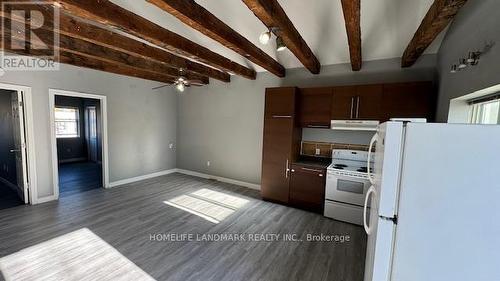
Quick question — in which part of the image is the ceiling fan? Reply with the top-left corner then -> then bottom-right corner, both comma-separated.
152,68 -> 204,92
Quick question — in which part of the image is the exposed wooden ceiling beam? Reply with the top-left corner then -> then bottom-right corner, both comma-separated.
241,0 -> 320,74
146,0 -> 286,77
43,0 -> 257,79
402,0 -> 468,67
41,11 -> 229,82
1,15 -> 209,84
340,0 -> 361,71
1,38 -> 176,84
1,18 -> 209,84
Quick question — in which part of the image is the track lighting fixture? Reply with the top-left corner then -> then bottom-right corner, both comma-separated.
259,30 -> 272,45
276,37 -> 286,52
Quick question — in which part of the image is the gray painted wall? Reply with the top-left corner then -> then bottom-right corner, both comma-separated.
0,63 -> 177,199
177,56 -> 438,185
0,89 -> 17,185
436,0 -> 500,121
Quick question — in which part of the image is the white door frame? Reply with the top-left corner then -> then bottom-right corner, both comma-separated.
0,82 -> 37,204
49,89 -> 109,200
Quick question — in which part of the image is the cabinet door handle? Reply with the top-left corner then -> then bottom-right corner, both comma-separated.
301,167 -> 323,173
307,125 -> 329,128
285,159 -> 290,178
273,115 -> 292,119
350,97 -> 355,119
319,174 -> 323,177
356,96 -> 360,119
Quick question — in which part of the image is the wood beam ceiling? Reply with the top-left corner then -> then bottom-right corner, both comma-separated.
1,14 -> 213,85
241,0 -> 321,74
56,12 -> 229,82
30,0 -> 256,79
3,16 -> 209,84
1,37 -> 176,84
1,6 -> 227,82
340,0 -> 361,71
402,0 -> 468,67
146,0 -> 286,77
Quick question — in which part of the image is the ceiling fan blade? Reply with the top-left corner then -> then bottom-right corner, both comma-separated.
187,80 -> 205,86
152,84 -> 172,90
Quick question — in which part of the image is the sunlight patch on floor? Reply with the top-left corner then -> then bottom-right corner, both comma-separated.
0,228 -> 155,281
164,188 -> 249,224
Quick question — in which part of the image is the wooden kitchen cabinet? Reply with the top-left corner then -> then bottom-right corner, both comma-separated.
264,87 -> 297,118
331,86 -> 357,120
289,164 -> 326,213
381,82 -> 436,122
298,87 -> 332,128
356,84 -> 383,120
331,85 -> 383,120
261,87 -> 301,204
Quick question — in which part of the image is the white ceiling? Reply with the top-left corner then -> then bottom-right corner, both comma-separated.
110,0 -> 446,73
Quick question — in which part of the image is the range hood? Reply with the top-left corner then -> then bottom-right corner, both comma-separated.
330,120 -> 380,131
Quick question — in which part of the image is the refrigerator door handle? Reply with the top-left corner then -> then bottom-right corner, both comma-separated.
364,185 -> 377,235
367,133 -> 378,185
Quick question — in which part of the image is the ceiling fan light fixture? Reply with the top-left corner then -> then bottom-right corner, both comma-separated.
259,30 -> 272,45
276,37 -> 286,52
175,81 -> 185,93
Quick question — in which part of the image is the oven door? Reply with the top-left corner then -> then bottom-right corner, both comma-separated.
325,171 -> 371,207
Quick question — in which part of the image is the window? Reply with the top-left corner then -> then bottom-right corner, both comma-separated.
469,97 -> 500,125
55,107 -> 80,138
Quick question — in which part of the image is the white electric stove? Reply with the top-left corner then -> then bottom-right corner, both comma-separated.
324,149 -> 374,225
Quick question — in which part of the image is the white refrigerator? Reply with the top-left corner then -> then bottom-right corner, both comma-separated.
363,122 -> 500,281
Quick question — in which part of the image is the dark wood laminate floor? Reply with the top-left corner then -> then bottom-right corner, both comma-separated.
0,173 -> 367,281
58,162 -> 102,197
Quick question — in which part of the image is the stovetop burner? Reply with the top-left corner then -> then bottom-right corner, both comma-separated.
356,167 -> 373,173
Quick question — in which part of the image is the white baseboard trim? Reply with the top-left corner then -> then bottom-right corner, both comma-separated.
108,169 -> 178,188
36,195 -> 58,204
0,176 -> 17,192
176,169 -> 261,190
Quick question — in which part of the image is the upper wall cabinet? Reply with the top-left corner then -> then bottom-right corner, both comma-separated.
331,85 -> 383,120
291,81 -> 436,129
265,87 -> 297,118
331,86 -> 357,120
298,87 -> 332,128
381,82 -> 436,121
356,85 -> 383,120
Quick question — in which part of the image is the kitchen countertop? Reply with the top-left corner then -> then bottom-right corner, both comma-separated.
293,156 -> 331,169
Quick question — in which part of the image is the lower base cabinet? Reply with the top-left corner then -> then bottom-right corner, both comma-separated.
289,164 -> 326,213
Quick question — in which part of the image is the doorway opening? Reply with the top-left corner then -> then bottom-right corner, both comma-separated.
50,90 -> 108,199
0,88 -> 30,209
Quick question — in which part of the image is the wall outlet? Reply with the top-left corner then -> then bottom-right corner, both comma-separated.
207,161 -> 211,167
315,148 -> 321,155
169,143 -> 174,150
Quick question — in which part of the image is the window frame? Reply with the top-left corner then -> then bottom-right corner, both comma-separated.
468,98 -> 500,125
54,106 -> 81,139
